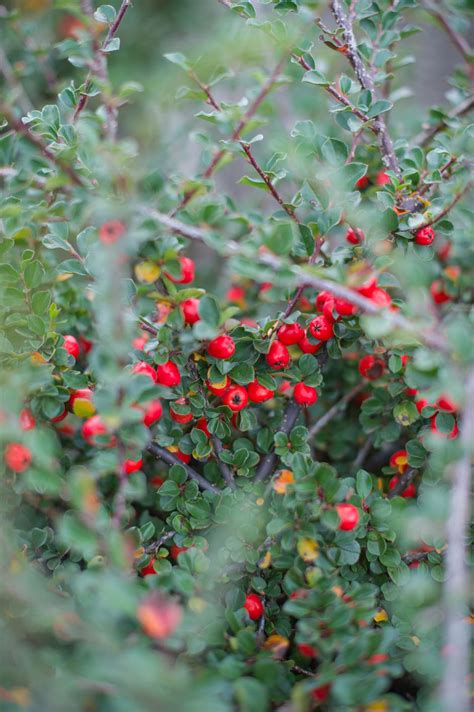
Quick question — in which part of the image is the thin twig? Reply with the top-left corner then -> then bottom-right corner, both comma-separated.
308,382 -> 365,438
211,437 -> 236,489
147,441 -> 222,494
241,143 -> 297,221
0,102 -> 85,187
387,467 -> 418,498
254,402 -> 301,482
440,367 -> 474,712
144,530 -> 176,555
416,182 -> 472,228
352,434 -> 374,472
329,0 -> 401,175
422,1 -> 473,63
413,95 -> 474,147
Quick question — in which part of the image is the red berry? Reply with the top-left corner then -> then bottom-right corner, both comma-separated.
389,476 -> 416,498
299,332 -> 323,354
278,322 -> 304,345
133,336 -> 147,350
206,376 -> 231,396
244,593 -> 264,620
132,361 -> 157,382
334,298 -> 357,317
207,334 -> 236,360
51,408 -> 68,423
170,398 -> 193,424
297,643 -> 317,658
4,443 -> 32,472
437,242 -> 451,261
266,340 -> 290,370
141,558 -> 157,576
336,503 -> 360,531
370,288 -> 392,308
195,417 -> 211,438
78,335 -> 93,354
156,360 -> 181,387
430,280 -> 451,305
368,653 -> 389,664
222,385 -> 249,412
436,395 -> 457,413
356,175 -> 370,190
19,409 -> 36,431
82,415 -> 108,444
165,256 -> 195,284
247,380 -> 274,403
357,277 -> 378,297
430,413 -> 459,439
315,291 -> 334,312
68,388 -> 95,418
415,398 -> 429,414
293,383 -> 318,406
311,683 -> 331,703
124,458 -> 143,475
181,298 -> 200,325
63,334 -> 80,359
172,449 -> 191,464
308,316 -> 334,341
99,220 -> 125,244
142,399 -> 163,427
226,285 -> 246,303
346,227 -> 365,245
375,171 -> 391,186
389,449 -> 408,474
170,544 -> 188,559
358,355 -> 385,380
415,226 -> 435,246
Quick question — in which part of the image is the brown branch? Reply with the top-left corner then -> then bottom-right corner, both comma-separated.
329,0 -> 401,176
0,102 -> 85,187
147,441 -> 222,494
413,94 -> 474,147
144,530 -> 176,555
440,367 -> 474,712
422,1 -> 473,63
387,467 -> 418,498
171,59 -> 285,214
351,434 -> 374,472
241,143 -> 297,221
73,0 -> 131,126
254,402 -> 301,482
308,382 -> 365,438
211,437 -> 236,490
416,182 -> 472,228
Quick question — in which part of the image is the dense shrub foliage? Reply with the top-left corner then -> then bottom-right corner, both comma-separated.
0,1 -> 473,711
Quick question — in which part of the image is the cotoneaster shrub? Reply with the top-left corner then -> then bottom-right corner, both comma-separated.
0,1 -> 473,711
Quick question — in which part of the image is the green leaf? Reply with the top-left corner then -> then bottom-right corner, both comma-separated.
163,52 -> 191,71
233,678 -> 269,712
198,294 -> 220,328
302,69 -> 329,86
31,291 -> 50,315
103,37 -> 120,53
93,4 -> 116,23
24,260 -> 45,289
367,100 -> 393,119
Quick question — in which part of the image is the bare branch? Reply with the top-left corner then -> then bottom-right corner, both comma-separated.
211,437 -> 236,490
254,402 -> 301,482
417,182 -> 472,228
422,1 -> 473,63
387,467 -> 418,498
440,367 -> 474,712
413,94 -> 474,147
147,441 -> 222,494
308,382 -> 365,438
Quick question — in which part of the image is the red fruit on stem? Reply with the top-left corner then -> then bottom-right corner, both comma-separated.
346,227 -> 365,245
206,375 -> 231,396
336,503 -> 360,531
356,175 -> 370,190
357,277 -> 378,297
181,298 -> 200,325
278,322 -> 304,345
124,458 -> 143,475
247,381 -> 274,403
437,242 -> 451,261
51,408 -> 68,423
334,298 -> 357,317
358,355 -> 385,380
82,415 -> 108,444
98,220 -> 125,244
207,335 -> 236,360
142,399 -> 163,427
415,398 -> 428,414
63,334 -> 80,360
173,449 -> 191,464
78,335 -> 93,354
297,643 -> 317,658
389,475 -> 416,498
165,256 -> 195,284
4,443 -> 32,472
195,417 -> 211,438
415,226 -> 435,246
309,316 -> 334,341
389,449 -> 408,474
266,340 -> 290,370
436,395 -> 457,413
170,398 -> 193,424
132,361 -> 157,382
430,280 -> 451,305
132,336 -> 147,350
68,388 -> 95,418
226,285 -> 246,303
293,383 -> 318,406
141,558 -> 157,576
368,653 -> 389,664
430,413 -> 459,439
375,171 -> 391,186
170,545 -> 188,559
370,288 -> 392,308
19,409 -> 36,431
156,360 -> 181,387
299,332 -> 323,354
311,683 -> 331,703
244,593 -> 264,620
222,385 -> 249,412
315,291 -> 334,312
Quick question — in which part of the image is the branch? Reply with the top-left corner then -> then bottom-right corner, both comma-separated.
329,0 -> 401,176
308,382 -> 365,438
142,209 -> 450,353
422,1 -> 473,63
171,59 -> 285,214
211,437 -> 236,490
73,0 -> 131,126
387,467 -> 418,498
416,182 -> 472,228
144,530 -> 176,555
413,94 -> 474,147
254,402 -> 301,482
241,143 -> 297,222
351,434 -> 374,472
440,367 -> 474,712
0,102 -> 85,187
147,441 -> 222,494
